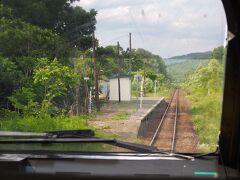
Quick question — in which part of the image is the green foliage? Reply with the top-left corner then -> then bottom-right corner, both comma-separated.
0,56 -> 22,86
132,69 -> 170,96
0,18 -> 67,58
57,6 -> 97,50
0,112 -> 116,139
95,46 -> 170,96
0,4 -> 13,19
166,47 -> 226,83
132,77 -> 153,95
1,0 -> 79,28
0,56 -> 23,108
130,48 -> 167,76
2,0 -> 96,50
96,45 -> 167,80
185,59 -> 223,95
109,112 -> 131,121
209,46 -> 226,63
183,59 -> 223,152
8,87 -> 39,115
96,46 -> 118,76
33,58 -> 77,104
0,0 -> 170,137
166,59 -> 208,82
74,53 -> 93,81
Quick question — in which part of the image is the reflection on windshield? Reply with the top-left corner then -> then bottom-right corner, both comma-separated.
0,0 -> 226,153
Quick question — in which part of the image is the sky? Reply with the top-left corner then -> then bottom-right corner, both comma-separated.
74,0 -> 227,58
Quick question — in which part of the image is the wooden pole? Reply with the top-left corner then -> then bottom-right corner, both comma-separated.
93,32 -> 100,111
117,41 -> 121,103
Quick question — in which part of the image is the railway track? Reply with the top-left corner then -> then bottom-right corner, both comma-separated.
149,89 -> 179,153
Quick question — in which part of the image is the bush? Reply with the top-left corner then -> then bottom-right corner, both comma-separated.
182,59 -> 223,152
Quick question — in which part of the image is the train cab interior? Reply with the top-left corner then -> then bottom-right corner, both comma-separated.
0,0 -> 240,179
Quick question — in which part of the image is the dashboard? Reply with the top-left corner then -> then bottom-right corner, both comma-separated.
0,152 -> 233,179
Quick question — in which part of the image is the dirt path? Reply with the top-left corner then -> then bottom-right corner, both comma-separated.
175,90 -> 198,153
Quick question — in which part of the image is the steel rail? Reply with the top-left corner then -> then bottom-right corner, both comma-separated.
149,89 -> 177,146
171,89 -> 179,153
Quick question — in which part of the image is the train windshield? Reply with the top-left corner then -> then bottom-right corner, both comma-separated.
0,0 -> 226,154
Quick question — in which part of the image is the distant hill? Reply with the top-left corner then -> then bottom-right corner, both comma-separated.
167,59 -> 208,81
168,51 -> 212,60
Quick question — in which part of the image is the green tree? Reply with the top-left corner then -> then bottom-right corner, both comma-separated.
0,18 -> 71,59
185,59 -> 223,96
33,58 -> 76,109
0,56 -> 23,108
8,87 -> 39,115
1,0 -> 79,29
210,46 -> 225,63
56,7 -> 97,50
130,48 -> 167,76
0,3 -> 13,19
0,6 -> 75,110
97,46 -> 118,76
1,0 -> 97,50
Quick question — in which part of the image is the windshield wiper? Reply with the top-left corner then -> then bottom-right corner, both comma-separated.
153,152 -> 194,160
0,130 -> 95,138
0,130 -> 194,160
0,130 -> 158,153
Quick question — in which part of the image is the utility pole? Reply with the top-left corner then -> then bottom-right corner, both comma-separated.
84,76 -> 89,113
134,74 -> 142,111
129,32 -> 132,52
140,78 -> 144,109
89,87 -> 92,114
129,32 -> 132,74
117,41 -> 121,103
154,80 -> 157,97
157,80 -> 160,96
75,62 -> 80,116
143,58 -> 146,96
136,77 -> 139,111
92,32 -> 100,111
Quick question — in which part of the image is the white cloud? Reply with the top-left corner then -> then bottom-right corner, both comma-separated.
74,0 -> 227,58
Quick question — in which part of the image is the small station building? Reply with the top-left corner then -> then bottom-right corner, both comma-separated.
109,75 -> 132,101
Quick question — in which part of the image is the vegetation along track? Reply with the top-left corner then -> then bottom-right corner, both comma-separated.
149,89 -> 198,153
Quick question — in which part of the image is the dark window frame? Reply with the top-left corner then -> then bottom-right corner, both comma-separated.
220,0 -> 240,171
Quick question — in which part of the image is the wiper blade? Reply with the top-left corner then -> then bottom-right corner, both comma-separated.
0,131 -> 46,138
0,131 -> 194,158
0,130 -> 95,138
114,140 -> 159,153
46,129 -> 95,138
0,137 -> 158,153
0,138 -> 114,143
0,130 -> 158,153
159,152 -> 194,160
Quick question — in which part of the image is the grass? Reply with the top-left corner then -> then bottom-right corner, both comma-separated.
103,112 -> 131,121
111,112 -> 131,120
132,86 -> 171,99
0,112 -> 117,139
186,92 -> 221,152
143,86 -> 171,99
0,111 -> 119,152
